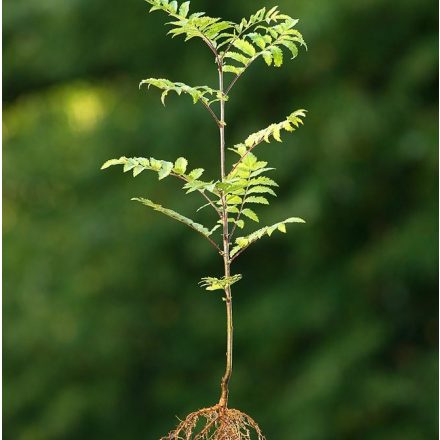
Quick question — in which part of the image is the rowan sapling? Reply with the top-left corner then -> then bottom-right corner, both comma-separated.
102,2 -> 307,438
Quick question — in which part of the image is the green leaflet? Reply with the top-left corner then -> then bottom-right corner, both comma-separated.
262,51 -> 273,66
230,217 -> 306,258
139,78 -> 227,106
244,196 -> 269,205
132,197 -> 213,237
241,208 -> 259,222
199,274 -> 242,291
270,46 -> 283,67
174,157 -> 188,174
178,1 -> 190,17
223,51 -> 251,66
235,219 -> 245,229
188,168 -> 204,180
223,65 -> 244,75
248,176 -> 279,187
247,33 -> 267,50
280,40 -> 299,59
232,39 -> 256,57
158,161 -> 173,179
246,186 -> 277,197
100,158 -> 127,169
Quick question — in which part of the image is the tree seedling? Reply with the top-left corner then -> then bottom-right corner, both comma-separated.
102,2 -> 307,438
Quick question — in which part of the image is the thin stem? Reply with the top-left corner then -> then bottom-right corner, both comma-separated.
217,64 -> 234,409
201,35 -> 220,61
230,245 -> 247,262
201,101 -> 222,127
225,57 -> 257,95
190,223 -> 223,253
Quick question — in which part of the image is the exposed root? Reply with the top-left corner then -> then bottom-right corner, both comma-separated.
160,404 -> 266,440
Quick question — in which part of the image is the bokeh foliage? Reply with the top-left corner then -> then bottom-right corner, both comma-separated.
3,0 -> 438,439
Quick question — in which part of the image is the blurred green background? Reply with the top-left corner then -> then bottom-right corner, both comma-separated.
3,0 -> 438,439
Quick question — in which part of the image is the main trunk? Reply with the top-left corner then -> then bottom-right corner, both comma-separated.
218,66 -> 234,408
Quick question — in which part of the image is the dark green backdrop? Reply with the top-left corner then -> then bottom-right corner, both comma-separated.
4,0 -> 438,439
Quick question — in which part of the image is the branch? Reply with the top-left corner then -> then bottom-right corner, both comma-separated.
201,35 -> 220,61
132,197 -> 222,253
201,101 -> 222,127
230,247 -> 246,262
224,58 -> 257,95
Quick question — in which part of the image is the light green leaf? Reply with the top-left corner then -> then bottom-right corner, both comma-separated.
223,51 -> 251,66
123,159 -> 137,172
158,161 -> 174,179
262,51 -> 273,66
271,46 -> 283,67
241,208 -> 259,222
249,176 -> 279,187
160,90 -> 169,105
133,165 -> 145,177
173,157 -> 188,174
277,223 -> 286,233
169,0 -> 178,13
266,6 -> 279,19
232,38 -> 256,56
178,1 -> 190,17
226,195 -> 242,205
272,126 -> 282,141
223,65 -> 245,75
188,168 -> 205,180
281,40 -> 298,59
247,33 -> 267,50
227,206 -> 240,214
247,186 -> 277,197
101,157 -> 127,169
150,158 -> 162,171
244,196 -> 269,205
235,219 -> 245,229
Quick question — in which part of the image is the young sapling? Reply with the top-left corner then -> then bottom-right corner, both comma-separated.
102,2 -> 307,438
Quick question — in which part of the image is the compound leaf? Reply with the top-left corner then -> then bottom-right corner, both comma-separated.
230,217 -> 306,258
132,197 -> 213,237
